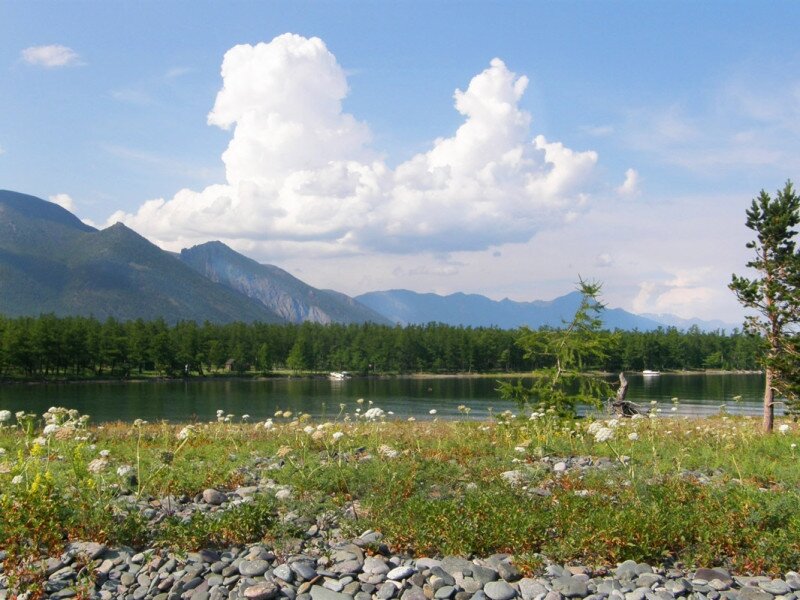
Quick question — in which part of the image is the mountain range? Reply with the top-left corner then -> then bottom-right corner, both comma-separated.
355,289 -> 668,330
0,189 -> 735,331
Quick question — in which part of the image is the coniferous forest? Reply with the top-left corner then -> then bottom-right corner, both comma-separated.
0,314 -> 762,379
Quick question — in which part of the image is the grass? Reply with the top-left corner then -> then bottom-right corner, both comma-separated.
0,405 -> 799,578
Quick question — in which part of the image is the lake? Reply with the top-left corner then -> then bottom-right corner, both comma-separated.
0,373 -> 774,423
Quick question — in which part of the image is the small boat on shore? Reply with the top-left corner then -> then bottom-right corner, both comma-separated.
329,371 -> 352,380
642,370 -> 661,376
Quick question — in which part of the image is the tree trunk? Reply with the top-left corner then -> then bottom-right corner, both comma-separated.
610,372 -> 641,417
764,367 -> 775,432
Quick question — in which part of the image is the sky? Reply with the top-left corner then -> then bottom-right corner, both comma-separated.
2,1 -> 799,323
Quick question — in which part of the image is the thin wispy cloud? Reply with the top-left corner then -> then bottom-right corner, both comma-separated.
21,44 -> 81,68
101,144 -> 221,181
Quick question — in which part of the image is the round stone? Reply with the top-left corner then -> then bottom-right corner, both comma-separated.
274,564 -> 295,582
239,560 -> 271,577
387,566 -> 415,581
484,581 -> 517,600
202,489 -> 226,505
245,581 -> 280,600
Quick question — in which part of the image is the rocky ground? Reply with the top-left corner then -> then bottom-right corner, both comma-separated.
0,454 -> 794,600
3,533 -> 800,600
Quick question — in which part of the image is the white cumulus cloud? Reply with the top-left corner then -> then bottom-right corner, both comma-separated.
21,45 -> 81,68
631,268 -> 719,318
110,33 -> 606,256
49,193 -> 76,212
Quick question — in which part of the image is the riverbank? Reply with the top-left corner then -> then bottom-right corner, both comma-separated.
0,407 -> 798,597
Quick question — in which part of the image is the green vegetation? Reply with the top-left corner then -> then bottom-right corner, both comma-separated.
0,406 -> 799,575
730,181 -> 800,429
499,279 -> 616,417
0,313 -> 762,380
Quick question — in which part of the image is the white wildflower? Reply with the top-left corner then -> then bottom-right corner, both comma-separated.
671,406 -> 678,412
514,446 -> 526,453
32,437 -> 47,446
332,431 -> 345,442
607,419 -> 620,428
11,475 -> 23,485
133,419 -> 147,427
587,421 -> 603,435
99,449 -> 110,458
43,424 -> 60,436
282,411 -> 292,418
429,409 -> 437,415
263,419 -> 274,430
117,465 -> 133,477
791,443 -> 797,450
0,410 -> 11,423
177,426 -> 194,440
356,398 -> 365,404
241,414 -> 250,422
408,417 -> 416,422
594,427 -> 614,443
362,407 -> 386,421
378,444 -> 399,459
627,432 -> 639,441
779,424 -> 790,434
303,425 -> 315,435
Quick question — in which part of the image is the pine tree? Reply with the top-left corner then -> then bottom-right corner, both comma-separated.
730,181 -> 800,431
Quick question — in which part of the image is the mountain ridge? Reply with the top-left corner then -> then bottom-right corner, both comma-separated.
355,288 -> 732,331
180,241 -> 391,325
0,190 -> 284,324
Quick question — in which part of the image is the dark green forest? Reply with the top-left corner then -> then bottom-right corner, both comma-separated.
0,314 -> 762,379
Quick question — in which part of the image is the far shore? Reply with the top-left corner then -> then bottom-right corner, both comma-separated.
0,368 -> 763,386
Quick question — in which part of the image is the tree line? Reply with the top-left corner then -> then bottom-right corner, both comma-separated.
0,314 -> 761,379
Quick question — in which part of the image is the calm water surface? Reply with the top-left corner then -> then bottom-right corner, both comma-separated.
0,373 -> 770,423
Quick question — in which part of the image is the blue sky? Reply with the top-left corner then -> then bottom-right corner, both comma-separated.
2,1 -> 799,322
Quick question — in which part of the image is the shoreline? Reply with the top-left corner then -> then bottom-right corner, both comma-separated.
0,369 -> 764,387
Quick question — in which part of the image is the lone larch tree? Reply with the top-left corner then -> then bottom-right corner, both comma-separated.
730,180 -> 800,432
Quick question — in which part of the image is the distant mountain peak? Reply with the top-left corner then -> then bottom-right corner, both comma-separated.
180,241 -> 391,325
0,189 -> 95,233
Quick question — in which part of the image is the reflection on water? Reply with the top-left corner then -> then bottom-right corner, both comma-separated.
0,373 -> 769,423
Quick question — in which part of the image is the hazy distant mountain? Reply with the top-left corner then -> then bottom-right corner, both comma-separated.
0,190 -> 283,323
355,289 -> 668,330
641,313 -> 738,332
180,241 -> 391,325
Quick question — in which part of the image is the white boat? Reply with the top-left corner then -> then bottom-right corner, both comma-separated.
642,370 -> 661,376
329,371 -> 352,380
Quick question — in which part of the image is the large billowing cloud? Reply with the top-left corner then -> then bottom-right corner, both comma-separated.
110,33 -> 602,256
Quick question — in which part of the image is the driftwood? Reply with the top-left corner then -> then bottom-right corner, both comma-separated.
609,372 -> 642,417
